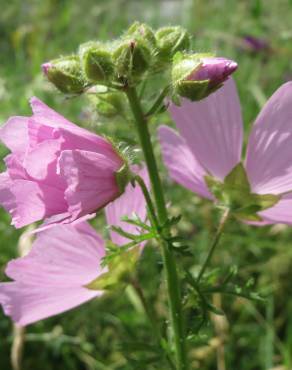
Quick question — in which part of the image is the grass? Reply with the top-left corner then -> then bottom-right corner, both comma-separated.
1,0 -> 292,369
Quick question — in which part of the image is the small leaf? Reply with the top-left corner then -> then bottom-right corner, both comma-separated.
204,300 -> 225,315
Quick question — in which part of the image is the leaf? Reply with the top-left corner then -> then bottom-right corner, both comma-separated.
162,215 -> 182,229
121,214 -> 152,232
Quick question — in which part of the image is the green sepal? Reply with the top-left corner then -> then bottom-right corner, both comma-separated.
172,53 -> 219,101
205,163 -> 281,220
125,22 -> 156,50
155,26 -> 191,63
115,164 -> 131,195
224,162 -> 250,192
86,247 -> 139,291
94,91 -> 126,117
113,37 -> 152,83
79,41 -> 114,83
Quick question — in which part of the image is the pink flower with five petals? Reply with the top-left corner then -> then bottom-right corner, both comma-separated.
159,78 -> 292,225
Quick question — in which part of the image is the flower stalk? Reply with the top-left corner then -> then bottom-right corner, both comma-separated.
197,208 -> 231,283
125,86 -> 188,370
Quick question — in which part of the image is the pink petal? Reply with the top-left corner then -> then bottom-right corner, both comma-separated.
33,212 -> 96,233
257,193 -> 292,224
0,117 -> 29,154
0,175 -> 67,228
6,223 -> 105,286
23,140 -> 67,192
105,166 -> 149,246
30,97 -> 76,128
58,150 -> 122,220
168,78 -> 243,180
29,98 -> 114,155
158,125 -> 212,199
245,82 -> 292,194
0,222 -> 105,325
4,154 -> 28,180
0,283 -> 101,326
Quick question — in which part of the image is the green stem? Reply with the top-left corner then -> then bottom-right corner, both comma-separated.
134,175 -> 159,230
125,86 -> 187,370
197,208 -> 231,283
131,280 -> 176,370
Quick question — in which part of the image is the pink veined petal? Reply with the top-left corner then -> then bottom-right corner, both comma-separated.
0,283 -> 102,326
30,97 -> 77,128
257,193 -> 292,225
0,116 -> 29,154
29,98 -> 114,155
23,139 -> 62,183
0,176 -> 67,228
245,82 -> 292,194
168,78 -> 243,180
158,125 -> 213,199
33,212 -> 97,233
105,165 -> 149,246
6,223 -> 105,286
58,150 -> 122,220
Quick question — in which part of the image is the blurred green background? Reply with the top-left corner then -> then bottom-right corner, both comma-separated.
1,0 -> 292,369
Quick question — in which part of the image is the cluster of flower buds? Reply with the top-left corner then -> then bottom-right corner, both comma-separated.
42,22 -> 237,103
42,22 -> 191,93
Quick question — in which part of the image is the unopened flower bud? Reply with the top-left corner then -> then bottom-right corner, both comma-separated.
126,21 -> 156,49
79,41 -> 114,83
155,26 -> 190,63
94,91 -> 126,118
172,54 -> 237,101
42,56 -> 86,94
113,38 -> 151,83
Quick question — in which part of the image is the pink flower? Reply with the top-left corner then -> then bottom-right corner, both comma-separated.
159,78 -> 292,224
0,166 -> 148,326
0,97 -> 127,228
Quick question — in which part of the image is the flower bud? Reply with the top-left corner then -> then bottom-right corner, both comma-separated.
155,26 -> 191,63
113,38 -> 151,83
125,21 -> 156,49
94,91 -> 126,118
79,41 -> 114,83
42,56 -> 86,94
172,53 -> 237,101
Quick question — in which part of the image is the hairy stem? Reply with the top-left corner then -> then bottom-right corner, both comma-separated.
131,280 -> 176,370
125,86 -> 187,370
134,175 -> 159,230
